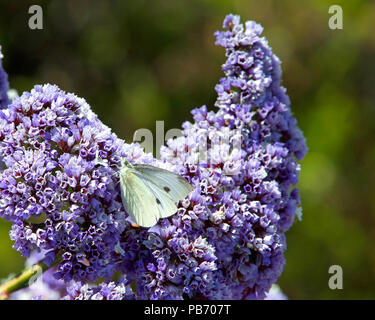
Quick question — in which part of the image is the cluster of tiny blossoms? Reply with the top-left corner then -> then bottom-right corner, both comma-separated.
155,14 -> 307,299
63,277 -> 135,300
0,83 -> 158,283
0,14 -> 306,300
8,250 -> 134,300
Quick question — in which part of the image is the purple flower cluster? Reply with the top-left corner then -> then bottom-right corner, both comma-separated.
1,14 -> 306,300
9,250 -> 134,300
64,277 -> 135,300
0,84 -> 156,283
155,14 -> 307,299
0,46 -> 10,109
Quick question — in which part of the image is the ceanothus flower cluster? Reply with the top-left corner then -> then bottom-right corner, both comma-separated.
0,83 -> 159,283
0,14 -> 306,300
152,14 -> 307,299
9,250 -> 134,300
64,277 -> 135,300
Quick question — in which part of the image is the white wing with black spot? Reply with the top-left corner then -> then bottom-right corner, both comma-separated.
133,164 -> 193,203
119,167 -> 179,227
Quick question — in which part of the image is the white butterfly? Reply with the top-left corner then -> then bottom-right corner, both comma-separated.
118,158 -> 193,228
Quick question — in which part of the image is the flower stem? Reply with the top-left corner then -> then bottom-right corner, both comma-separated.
0,262 -> 48,300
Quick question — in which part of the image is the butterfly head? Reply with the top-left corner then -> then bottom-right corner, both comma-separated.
121,158 -> 133,169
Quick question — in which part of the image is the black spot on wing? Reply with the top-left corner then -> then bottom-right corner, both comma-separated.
164,186 -> 170,193
156,198 -> 161,205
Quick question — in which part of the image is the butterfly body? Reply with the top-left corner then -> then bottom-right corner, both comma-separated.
119,159 -> 193,228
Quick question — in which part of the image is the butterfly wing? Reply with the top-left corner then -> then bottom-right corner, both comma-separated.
133,172 -> 179,219
120,167 -> 178,227
133,164 -> 193,203
120,169 -> 158,227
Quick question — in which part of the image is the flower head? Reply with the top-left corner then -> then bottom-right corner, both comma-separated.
156,14 -> 307,299
1,14 -> 306,300
0,84 -> 155,282
64,277 -> 135,300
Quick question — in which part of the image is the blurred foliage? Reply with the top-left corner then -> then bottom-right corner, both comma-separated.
0,0 -> 374,299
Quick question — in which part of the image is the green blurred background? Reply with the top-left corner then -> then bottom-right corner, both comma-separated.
0,0 -> 374,299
